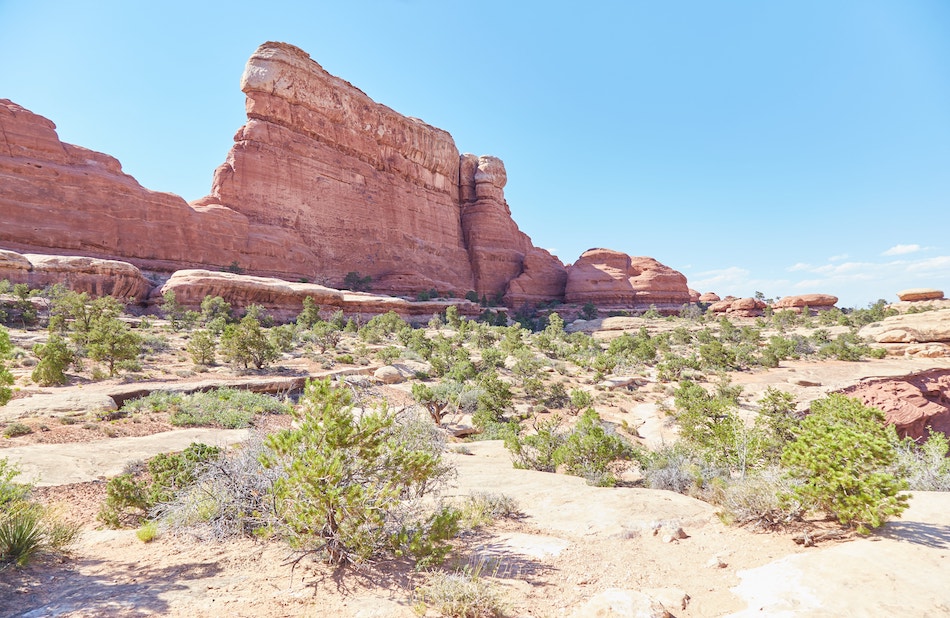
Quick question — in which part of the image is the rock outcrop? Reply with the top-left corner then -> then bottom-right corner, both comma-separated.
153,269 -> 480,323
0,249 -> 153,301
708,296 -> 767,318
772,294 -> 838,314
0,42 -> 566,305
564,249 -> 691,312
859,309 -> 950,357
840,369 -> 950,441
898,288 -> 945,302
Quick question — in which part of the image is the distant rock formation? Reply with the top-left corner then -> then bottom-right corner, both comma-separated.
708,296 -> 767,318
772,294 -> 838,314
859,309 -> 950,357
0,42 -> 566,304
698,292 -> 721,303
897,288 -> 945,302
564,249 -> 691,313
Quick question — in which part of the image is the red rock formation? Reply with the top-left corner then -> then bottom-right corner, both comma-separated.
898,288 -> 945,302
840,369 -> 950,441
698,292 -> 721,303
0,43 -> 566,305
772,294 -> 838,314
708,297 -> 767,318
564,249 -> 691,312
153,270 -> 481,323
0,249 -> 152,301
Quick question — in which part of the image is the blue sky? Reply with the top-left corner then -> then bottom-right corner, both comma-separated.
2,1 -> 948,308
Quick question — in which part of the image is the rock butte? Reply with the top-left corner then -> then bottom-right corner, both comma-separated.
0,42 -> 703,313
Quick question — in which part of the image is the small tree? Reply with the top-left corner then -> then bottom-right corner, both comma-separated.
87,316 -> 142,377
161,290 -> 187,331
343,271 -> 372,292
781,394 -> 909,533
296,297 -> 321,329
186,329 -> 217,365
311,321 -> 342,353
219,316 -> 278,370
31,334 -> 74,386
261,379 -> 452,566
581,302 -> 598,321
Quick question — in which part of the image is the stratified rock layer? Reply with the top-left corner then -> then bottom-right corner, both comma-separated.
772,294 -> 838,314
564,248 -> 691,312
708,297 -> 767,318
840,369 -> 950,441
0,42 -> 566,304
0,249 -> 152,300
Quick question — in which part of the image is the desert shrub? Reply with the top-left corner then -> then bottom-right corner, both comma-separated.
199,295 -> 232,325
0,461 -> 79,568
311,321 -> 342,353
817,331 -> 878,361
151,433 -> 282,538
98,443 -> 223,528
892,431 -> 950,491
187,329 -> 217,365
417,565 -> 506,618
261,378 -> 455,567
31,333 -> 74,386
556,409 -> 635,486
717,467 -> 804,529
123,388 -> 289,428
219,315 -> 278,369
505,410 -> 635,486
642,443 -> 729,496
457,492 -> 520,530
86,314 -> 142,377
296,296 -> 321,329
343,271 -> 372,292
581,301 -> 598,321
0,326 -> 13,406
781,394 -> 909,533
3,423 -> 32,438
568,389 -> 593,415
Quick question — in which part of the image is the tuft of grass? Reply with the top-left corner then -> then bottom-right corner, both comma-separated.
3,423 -> 32,438
458,492 -> 520,530
416,565 -> 506,618
0,504 -> 44,567
136,520 -> 159,543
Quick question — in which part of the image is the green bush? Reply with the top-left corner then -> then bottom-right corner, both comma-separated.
261,378 -> 454,567
98,443 -> 223,528
3,423 -> 32,438
31,333 -> 74,386
186,329 -> 217,365
556,409 -> 634,486
0,326 -> 15,406
781,394 -> 909,533
219,315 -> 279,369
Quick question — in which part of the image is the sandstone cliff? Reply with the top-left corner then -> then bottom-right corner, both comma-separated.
0,42 -> 565,304
564,248 -> 691,313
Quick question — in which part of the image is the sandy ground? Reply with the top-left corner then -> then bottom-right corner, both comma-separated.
2,435 -> 949,617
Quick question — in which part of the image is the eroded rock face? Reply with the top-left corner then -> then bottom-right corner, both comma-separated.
840,369 -> 950,441
772,294 -> 838,314
154,269 -> 480,323
564,249 -> 690,312
698,292 -> 721,303
859,309 -> 950,345
0,249 -> 153,301
0,43 -> 566,304
708,296 -> 767,318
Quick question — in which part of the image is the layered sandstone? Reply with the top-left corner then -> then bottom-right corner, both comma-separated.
772,294 -> 838,314
564,249 -> 691,312
898,288 -> 945,302
840,369 -> 950,441
153,270 -> 480,323
0,42 -> 567,305
0,249 -> 152,301
708,296 -> 767,318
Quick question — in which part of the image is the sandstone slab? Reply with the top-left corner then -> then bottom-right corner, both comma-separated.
839,368 -> 950,440
897,288 -> 944,302
858,309 -> 950,344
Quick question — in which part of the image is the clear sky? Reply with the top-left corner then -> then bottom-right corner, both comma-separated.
2,1 -> 948,308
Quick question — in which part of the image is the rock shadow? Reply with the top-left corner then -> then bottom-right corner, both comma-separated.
879,520 -> 950,549
1,557 -> 223,618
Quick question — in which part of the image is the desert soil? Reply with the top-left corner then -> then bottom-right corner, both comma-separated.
1,329 -> 949,616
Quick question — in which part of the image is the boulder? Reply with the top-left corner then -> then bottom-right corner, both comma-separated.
839,369 -> 950,441
772,294 -> 838,314
708,297 -> 766,318
859,309 -> 950,344
373,366 -> 405,384
898,288 -> 945,302
564,249 -> 691,312
698,291 -> 720,303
